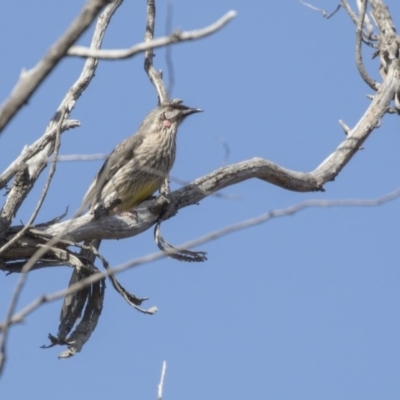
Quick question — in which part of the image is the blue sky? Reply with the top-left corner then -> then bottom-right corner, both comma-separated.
1,1 -> 400,399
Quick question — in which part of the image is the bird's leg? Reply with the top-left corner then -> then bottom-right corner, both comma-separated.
93,192 -> 122,219
93,202 -> 109,219
150,177 -> 177,221
160,177 -> 170,197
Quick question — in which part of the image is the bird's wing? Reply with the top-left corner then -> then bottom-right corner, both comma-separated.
82,133 -> 144,208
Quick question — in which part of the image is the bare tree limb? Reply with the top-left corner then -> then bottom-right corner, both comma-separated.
0,65 -> 390,252
144,0 -> 170,105
0,0 -> 110,134
165,3 -> 176,97
68,10 -> 237,60
141,0 -> 207,262
312,59 -> 399,180
2,186 -> 400,331
0,59 -> 398,266
0,111 -> 64,375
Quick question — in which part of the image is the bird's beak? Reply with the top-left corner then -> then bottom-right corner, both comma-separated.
183,107 -> 203,116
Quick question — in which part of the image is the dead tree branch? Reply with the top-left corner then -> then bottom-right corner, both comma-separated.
2,186 -> 400,332
0,0 -> 110,134
144,0 -> 169,105
68,10 -> 236,60
0,60 -> 396,260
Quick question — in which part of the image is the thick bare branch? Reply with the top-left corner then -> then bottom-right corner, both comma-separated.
313,59 -> 399,180
2,186 -> 400,331
0,0 -> 110,134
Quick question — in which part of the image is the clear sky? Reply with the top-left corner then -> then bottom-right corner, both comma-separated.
1,1 -> 400,399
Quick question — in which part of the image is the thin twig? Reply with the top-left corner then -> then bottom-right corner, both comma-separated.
355,0 -> 379,90
298,0 -> 341,19
144,0 -> 170,105
338,119 -> 351,135
341,0 -> 359,24
215,136 -> 231,166
68,10 -> 237,60
341,0 -> 378,46
157,361 -> 167,400
57,153 -> 107,162
165,2 -> 175,97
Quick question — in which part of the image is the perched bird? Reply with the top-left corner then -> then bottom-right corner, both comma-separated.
61,100 -> 202,324
83,99 -> 202,213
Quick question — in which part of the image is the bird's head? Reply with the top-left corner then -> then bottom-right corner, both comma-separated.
138,99 -> 202,135
159,99 -> 203,129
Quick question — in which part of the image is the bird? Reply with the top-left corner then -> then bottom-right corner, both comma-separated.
61,99 -> 203,324
82,99 -> 202,214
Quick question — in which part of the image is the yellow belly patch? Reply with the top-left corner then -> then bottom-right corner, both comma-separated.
120,181 -> 160,210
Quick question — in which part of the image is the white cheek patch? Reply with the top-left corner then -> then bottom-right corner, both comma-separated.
163,119 -> 172,128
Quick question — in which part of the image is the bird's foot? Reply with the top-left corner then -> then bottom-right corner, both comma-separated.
150,194 -> 177,221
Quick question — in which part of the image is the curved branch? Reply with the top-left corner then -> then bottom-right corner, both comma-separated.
2,186 -> 400,331
0,59 -> 398,260
313,60 -> 398,180
67,10 -> 237,60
